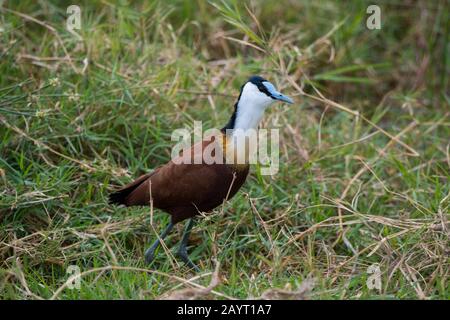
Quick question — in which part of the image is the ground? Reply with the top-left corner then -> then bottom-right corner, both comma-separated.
0,0 -> 448,299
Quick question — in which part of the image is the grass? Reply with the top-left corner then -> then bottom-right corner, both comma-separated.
0,0 -> 449,299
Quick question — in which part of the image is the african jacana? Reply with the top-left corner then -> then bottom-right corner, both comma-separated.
109,76 -> 293,270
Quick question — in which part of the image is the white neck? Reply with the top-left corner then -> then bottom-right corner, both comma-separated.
233,102 -> 266,131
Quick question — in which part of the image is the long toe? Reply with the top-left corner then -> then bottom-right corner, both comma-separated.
178,250 -> 200,272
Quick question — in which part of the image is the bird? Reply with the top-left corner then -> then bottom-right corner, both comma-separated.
109,75 -> 293,271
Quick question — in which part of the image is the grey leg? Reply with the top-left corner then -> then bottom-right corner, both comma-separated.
177,218 -> 200,271
144,221 -> 174,264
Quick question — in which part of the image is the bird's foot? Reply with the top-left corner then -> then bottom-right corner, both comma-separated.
177,248 -> 200,272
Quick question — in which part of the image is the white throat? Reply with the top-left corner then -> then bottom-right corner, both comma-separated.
233,104 -> 266,131
232,82 -> 273,131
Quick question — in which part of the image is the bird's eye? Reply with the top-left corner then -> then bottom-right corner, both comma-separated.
258,82 -> 273,97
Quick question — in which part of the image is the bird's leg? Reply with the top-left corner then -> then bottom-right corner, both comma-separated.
177,218 -> 199,271
144,221 -> 174,264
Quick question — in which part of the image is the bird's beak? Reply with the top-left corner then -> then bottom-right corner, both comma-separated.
263,81 -> 294,104
272,92 -> 294,104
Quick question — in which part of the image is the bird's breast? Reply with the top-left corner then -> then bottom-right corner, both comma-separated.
216,133 -> 256,171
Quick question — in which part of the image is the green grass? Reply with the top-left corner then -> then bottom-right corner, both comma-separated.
0,0 -> 449,299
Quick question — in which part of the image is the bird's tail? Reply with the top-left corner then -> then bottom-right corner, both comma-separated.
108,171 -> 154,206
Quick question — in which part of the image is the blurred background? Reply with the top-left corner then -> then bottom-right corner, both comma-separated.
0,0 -> 448,299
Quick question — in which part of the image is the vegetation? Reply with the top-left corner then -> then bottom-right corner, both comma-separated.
0,0 -> 448,299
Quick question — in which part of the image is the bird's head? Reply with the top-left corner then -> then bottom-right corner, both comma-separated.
222,75 -> 293,132
238,75 -> 293,110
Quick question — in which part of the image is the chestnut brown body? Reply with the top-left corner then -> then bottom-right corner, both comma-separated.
109,136 -> 249,223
